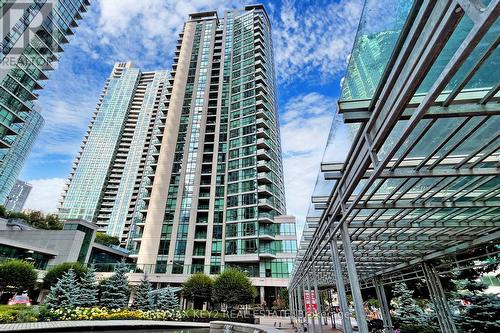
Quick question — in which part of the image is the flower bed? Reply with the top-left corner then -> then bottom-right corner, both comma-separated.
0,306 -> 254,324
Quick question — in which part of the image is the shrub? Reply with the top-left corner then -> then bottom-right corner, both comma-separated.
0,305 -> 39,324
43,262 -> 87,289
0,259 -> 37,292
182,273 -> 213,309
94,232 -> 120,246
213,269 -> 257,309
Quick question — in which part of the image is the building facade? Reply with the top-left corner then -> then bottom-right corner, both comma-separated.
4,179 -> 32,211
59,62 -> 169,244
135,6 -> 294,302
0,0 -> 90,203
59,5 -> 297,302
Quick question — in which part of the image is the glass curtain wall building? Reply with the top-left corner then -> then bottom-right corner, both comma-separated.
132,6 -> 295,302
0,0 -> 90,203
59,62 -> 169,244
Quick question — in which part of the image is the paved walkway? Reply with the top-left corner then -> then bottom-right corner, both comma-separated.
257,315 -> 344,333
0,320 -> 210,332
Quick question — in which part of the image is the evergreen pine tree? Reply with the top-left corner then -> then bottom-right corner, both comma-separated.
45,269 -> 82,310
99,261 -> 130,309
154,287 -> 180,310
455,280 -> 500,332
79,264 -> 98,307
131,274 -> 153,311
391,282 -> 426,327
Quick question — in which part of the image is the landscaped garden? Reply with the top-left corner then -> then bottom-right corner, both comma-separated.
0,259 -> 257,324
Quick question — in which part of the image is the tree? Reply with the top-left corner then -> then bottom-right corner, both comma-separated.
154,287 -> 179,310
94,232 -> 120,246
99,261 -> 130,309
182,273 -> 213,309
0,259 -> 37,292
79,264 -> 98,307
455,280 -> 500,332
43,262 -> 87,289
131,274 -> 153,311
391,282 -> 426,328
45,269 -> 82,309
213,269 -> 257,309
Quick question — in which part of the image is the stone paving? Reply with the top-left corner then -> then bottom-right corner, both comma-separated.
257,315 -> 344,333
0,320 -> 210,332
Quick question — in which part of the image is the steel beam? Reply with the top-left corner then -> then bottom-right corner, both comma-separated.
422,262 -> 458,333
306,277 -> 317,333
330,238 -> 353,333
341,223 -> 369,333
356,200 -> 500,209
312,269 -> 324,333
374,278 -> 394,333
323,166 -> 499,180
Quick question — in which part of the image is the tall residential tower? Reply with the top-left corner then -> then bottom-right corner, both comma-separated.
0,0 -> 90,203
59,62 -> 168,244
59,5 -> 297,304
136,6 -> 295,303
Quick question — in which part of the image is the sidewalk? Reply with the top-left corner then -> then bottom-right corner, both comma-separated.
257,315 -> 343,333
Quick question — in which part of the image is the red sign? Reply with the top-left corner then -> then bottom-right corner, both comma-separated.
304,291 -> 318,317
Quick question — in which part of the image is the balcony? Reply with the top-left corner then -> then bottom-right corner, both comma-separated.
256,128 -> 270,139
257,172 -> 272,184
258,212 -> 274,224
257,160 -> 272,172
258,246 -> 277,258
258,198 -> 274,210
256,118 -> 272,129
257,148 -> 271,161
256,138 -> 270,150
258,185 -> 273,196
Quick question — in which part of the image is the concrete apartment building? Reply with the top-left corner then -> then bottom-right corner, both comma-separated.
0,0 -> 90,204
59,5 -> 297,305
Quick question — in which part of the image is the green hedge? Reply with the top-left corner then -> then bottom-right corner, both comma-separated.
0,305 -> 40,324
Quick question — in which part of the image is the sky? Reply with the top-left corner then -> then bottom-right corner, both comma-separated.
19,0 -> 364,239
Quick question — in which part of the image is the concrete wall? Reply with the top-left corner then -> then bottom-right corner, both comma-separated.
210,321 -> 281,333
0,229 -> 85,265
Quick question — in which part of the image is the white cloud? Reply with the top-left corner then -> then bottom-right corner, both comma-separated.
280,93 -> 337,239
273,0 -> 363,82
23,178 -> 66,213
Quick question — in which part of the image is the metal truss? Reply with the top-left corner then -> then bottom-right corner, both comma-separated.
289,3 -> 500,329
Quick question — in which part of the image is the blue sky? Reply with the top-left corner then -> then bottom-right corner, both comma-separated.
20,0 -> 363,237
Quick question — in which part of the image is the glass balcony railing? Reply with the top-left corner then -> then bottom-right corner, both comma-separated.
81,262 -> 291,278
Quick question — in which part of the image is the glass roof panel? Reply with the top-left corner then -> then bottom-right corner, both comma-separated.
417,16 -> 473,94
340,0 -> 414,100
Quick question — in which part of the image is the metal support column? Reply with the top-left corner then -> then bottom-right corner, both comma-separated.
295,288 -> 303,324
289,290 -> 294,322
301,281 -> 311,330
312,269 -> 324,333
422,263 -> 458,333
374,278 -> 394,333
341,222 -> 369,333
330,238 -> 353,333
306,275 -> 317,332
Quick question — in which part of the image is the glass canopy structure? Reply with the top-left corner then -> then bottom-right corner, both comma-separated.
288,1 -> 499,332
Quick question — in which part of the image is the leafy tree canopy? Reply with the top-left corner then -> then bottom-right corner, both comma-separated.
182,273 -> 213,308
0,259 -> 37,292
94,232 -> 120,246
213,269 -> 256,309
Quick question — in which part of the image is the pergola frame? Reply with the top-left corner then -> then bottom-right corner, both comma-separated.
288,1 -> 500,332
